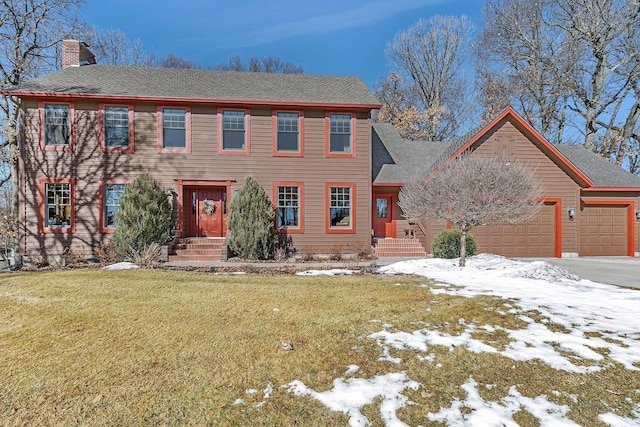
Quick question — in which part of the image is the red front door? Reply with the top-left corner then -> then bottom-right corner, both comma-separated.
189,188 -> 224,237
373,195 -> 393,238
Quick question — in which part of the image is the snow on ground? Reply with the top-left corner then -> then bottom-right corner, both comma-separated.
275,255 -> 640,426
286,372 -> 420,427
379,254 -> 640,373
101,262 -> 139,270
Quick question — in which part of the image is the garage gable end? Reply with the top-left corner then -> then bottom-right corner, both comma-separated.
431,108 -> 594,188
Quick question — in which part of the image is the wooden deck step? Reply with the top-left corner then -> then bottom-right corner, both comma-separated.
373,238 -> 427,258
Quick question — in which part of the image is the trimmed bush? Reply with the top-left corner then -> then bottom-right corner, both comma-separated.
227,176 -> 276,260
112,172 -> 172,261
432,229 -> 476,259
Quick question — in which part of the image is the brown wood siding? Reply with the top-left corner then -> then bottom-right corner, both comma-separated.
406,121 -> 581,257
19,99 -> 372,258
471,122 -> 579,256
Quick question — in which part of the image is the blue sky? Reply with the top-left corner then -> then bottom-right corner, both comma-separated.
81,0 -> 483,89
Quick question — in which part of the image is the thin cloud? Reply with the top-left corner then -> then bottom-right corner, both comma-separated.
227,0 -> 448,48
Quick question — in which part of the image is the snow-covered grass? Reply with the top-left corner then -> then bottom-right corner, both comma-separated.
1,259 -> 639,426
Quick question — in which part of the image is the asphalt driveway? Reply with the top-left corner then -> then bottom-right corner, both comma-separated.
521,257 -> 640,289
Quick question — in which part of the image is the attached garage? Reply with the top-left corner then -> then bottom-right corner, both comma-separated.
579,203 -> 630,256
472,203 -> 557,257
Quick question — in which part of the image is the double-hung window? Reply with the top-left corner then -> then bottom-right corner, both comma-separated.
158,106 -> 190,152
102,105 -> 132,151
275,184 -> 303,232
327,183 -> 355,232
42,103 -> 73,149
276,112 -> 301,154
328,113 -> 353,155
39,178 -> 75,233
163,108 -> 186,148
222,110 -> 246,151
102,182 -> 128,231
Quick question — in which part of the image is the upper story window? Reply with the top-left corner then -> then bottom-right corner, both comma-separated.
157,106 -> 191,153
223,110 -> 246,150
39,178 -> 75,233
40,102 -> 74,150
276,112 -> 300,154
326,112 -> 355,157
100,104 -> 133,152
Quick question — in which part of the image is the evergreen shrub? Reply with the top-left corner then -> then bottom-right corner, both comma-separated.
227,176 -> 276,260
432,229 -> 476,259
112,172 -> 172,261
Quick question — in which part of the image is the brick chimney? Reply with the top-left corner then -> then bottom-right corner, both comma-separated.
62,40 -> 96,69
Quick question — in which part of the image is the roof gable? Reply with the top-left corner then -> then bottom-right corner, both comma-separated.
429,107 -> 594,188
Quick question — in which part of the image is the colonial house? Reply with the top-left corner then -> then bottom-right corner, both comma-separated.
4,40 -> 640,263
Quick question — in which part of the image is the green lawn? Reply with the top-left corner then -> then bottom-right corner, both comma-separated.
1,269 -> 637,426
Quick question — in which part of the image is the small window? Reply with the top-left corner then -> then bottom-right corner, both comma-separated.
103,183 -> 128,229
104,106 -> 130,148
329,114 -> 352,154
45,182 -> 72,228
329,186 -> 352,229
277,112 -> 299,152
276,186 -> 300,229
44,104 -> 71,147
223,110 -> 246,150
162,108 -> 187,149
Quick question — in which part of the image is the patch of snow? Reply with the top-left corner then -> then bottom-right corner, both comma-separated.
231,398 -> 244,406
296,269 -> 358,276
102,262 -> 139,270
379,255 -> 640,372
263,383 -> 273,399
345,365 -> 359,376
286,372 -> 419,427
427,378 -> 579,426
245,389 -> 257,395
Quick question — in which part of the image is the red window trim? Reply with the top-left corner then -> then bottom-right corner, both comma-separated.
325,182 -> 356,234
273,181 -> 304,234
157,105 -> 191,154
38,100 -> 75,151
217,107 -> 251,155
98,179 -> 134,233
325,112 -> 356,158
98,103 -> 135,153
272,109 -> 304,157
38,177 -> 75,234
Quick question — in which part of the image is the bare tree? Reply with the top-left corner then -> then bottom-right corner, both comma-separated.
0,0 -> 84,265
376,15 -> 476,141
398,153 -> 544,266
477,0 -> 571,144
82,27 -> 155,66
479,0 -> 640,173
216,54 -> 303,74
160,52 -> 200,69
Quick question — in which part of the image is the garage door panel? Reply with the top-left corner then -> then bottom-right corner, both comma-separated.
472,204 -> 555,257
579,205 -> 627,256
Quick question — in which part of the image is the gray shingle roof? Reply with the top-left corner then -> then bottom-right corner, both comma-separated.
372,123 -> 448,184
373,122 -> 640,188
5,65 -> 380,106
554,144 -> 640,188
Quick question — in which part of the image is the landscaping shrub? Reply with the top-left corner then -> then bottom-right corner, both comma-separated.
432,229 -> 476,259
227,176 -> 276,260
112,172 -> 172,261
